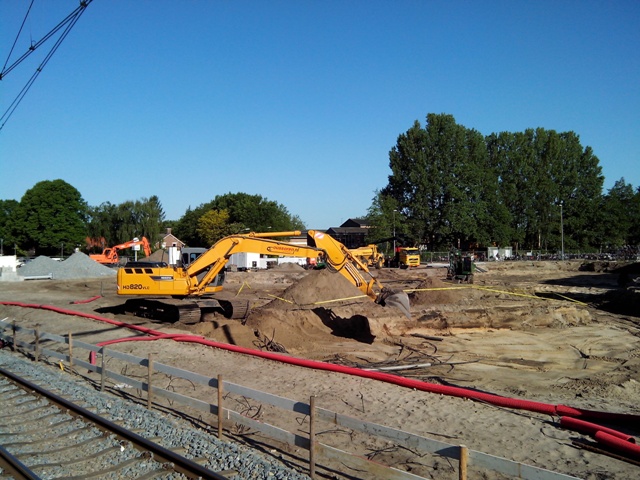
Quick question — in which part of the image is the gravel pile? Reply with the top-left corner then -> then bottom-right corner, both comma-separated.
18,252 -> 117,279
0,350 -> 310,479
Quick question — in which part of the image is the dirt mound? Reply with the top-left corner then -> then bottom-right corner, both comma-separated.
408,276 -> 460,305
264,268 -> 369,309
272,262 -> 304,271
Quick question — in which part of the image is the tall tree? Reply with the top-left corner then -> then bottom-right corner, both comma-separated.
86,196 -> 165,250
601,178 -> 635,249
175,193 -> 304,247
0,199 -> 19,255
383,113 -> 508,249
13,180 -> 87,256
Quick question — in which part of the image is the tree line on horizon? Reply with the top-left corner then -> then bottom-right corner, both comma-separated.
368,113 -> 639,254
0,113 -> 638,257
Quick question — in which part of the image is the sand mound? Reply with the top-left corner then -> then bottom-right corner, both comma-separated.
408,276 -> 460,305
265,268 -> 369,309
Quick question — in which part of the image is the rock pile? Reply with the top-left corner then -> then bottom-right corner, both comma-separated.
18,252 -> 116,280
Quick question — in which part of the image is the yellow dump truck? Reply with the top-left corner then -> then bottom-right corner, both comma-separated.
349,244 -> 385,269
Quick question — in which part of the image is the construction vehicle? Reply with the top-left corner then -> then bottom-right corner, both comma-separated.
90,237 -> 152,266
349,244 -> 385,269
447,249 -> 475,283
116,230 -> 410,324
389,247 -> 421,268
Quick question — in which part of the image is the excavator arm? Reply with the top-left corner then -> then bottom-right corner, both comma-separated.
185,233 -> 324,295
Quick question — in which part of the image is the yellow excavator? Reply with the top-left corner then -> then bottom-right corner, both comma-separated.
116,230 -> 410,324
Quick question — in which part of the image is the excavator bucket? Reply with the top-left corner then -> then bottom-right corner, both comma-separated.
377,288 -> 411,318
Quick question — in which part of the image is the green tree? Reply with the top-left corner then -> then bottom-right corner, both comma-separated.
629,186 -> 640,246
86,196 -> 165,250
196,209 -> 244,245
13,180 -> 88,256
0,199 -> 19,255
601,178 -> 635,249
383,113 -> 508,250
489,128 -> 603,252
175,193 -> 304,246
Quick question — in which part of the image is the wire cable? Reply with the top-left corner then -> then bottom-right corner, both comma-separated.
1,0 -> 35,75
0,0 -> 93,132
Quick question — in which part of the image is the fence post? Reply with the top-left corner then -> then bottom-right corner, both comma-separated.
309,395 -> 317,479
34,324 -> 40,362
147,353 -> 153,410
68,332 -> 74,368
459,444 -> 468,480
12,321 -> 16,352
100,347 -> 106,392
217,374 -> 224,440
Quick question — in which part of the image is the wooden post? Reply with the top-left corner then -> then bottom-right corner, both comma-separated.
309,395 -> 317,479
459,444 -> 468,480
217,374 -> 224,440
12,321 -> 16,352
34,325 -> 40,362
68,332 -> 74,368
100,347 -> 106,392
147,354 -> 153,410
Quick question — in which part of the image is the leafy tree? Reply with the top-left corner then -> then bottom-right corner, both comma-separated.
0,199 -> 19,255
13,180 -> 87,256
175,192 -> 304,246
364,191 -> 402,253
383,114 -> 508,250
86,196 -> 165,250
197,209 -> 244,245
630,186 -> 640,246
601,178 -> 636,249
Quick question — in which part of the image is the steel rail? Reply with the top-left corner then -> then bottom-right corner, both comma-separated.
0,366 -> 229,480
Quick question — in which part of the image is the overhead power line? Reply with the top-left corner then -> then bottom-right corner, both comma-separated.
0,0 -> 94,132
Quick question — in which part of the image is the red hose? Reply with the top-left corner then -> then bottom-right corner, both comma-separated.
560,416 -> 636,443
3,300 -> 639,453
70,295 -> 102,304
595,431 -> 640,460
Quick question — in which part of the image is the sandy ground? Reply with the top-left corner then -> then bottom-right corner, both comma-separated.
1,260 -> 639,479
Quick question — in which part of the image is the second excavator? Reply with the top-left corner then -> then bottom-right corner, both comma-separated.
116,230 -> 410,324
90,237 -> 152,266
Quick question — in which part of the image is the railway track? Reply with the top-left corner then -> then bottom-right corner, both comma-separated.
0,366 -> 230,480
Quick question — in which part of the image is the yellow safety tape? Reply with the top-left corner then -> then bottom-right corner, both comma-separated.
404,284 -> 588,306
312,295 -> 369,305
237,281 -> 252,295
266,293 -> 294,304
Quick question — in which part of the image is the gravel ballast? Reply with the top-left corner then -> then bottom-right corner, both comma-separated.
0,349 -> 310,480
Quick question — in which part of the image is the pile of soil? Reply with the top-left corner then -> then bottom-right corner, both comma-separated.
263,268 -> 371,309
408,275 -> 460,305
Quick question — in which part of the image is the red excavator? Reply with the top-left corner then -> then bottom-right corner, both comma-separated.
90,237 -> 151,266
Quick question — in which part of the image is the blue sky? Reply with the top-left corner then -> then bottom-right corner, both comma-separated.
2,0 -> 638,229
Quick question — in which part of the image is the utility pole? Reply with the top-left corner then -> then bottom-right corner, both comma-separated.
393,209 -> 397,253
560,202 -> 564,260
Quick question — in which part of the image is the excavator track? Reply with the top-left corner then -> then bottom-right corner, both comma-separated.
123,298 -> 250,324
123,298 -> 201,324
